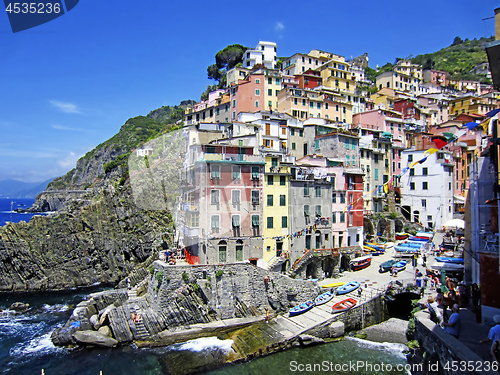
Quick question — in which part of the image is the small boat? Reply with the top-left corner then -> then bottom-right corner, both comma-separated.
393,260 -> 407,271
350,256 -> 372,271
395,233 -> 409,240
314,290 -> 335,306
383,242 -> 395,249
364,243 -> 384,251
337,281 -> 360,295
431,262 -> 464,273
379,259 -> 396,273
331,298 -> 357,313
320,282 -> 346,288
435,257 -> 464,264
416,232 -> 434,239
407,236 -> 431,242
439,250 -> 454,257
289,300 -> 315,317
371,251 -> 384,256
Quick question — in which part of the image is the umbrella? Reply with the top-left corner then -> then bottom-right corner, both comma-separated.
443,219 -> 465,229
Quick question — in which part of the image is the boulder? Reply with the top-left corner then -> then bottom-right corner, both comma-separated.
98,326 -> 112,337
73,330 -> 118,348
329,321 -> 345,338
90,314 -> 100,330
293,334 -> 325,347
99,304 -> 115,325
9,302 -> 29,312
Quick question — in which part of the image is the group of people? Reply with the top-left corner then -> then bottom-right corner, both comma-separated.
425,284 -> 500,363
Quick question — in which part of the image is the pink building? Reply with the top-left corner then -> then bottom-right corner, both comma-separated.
352,108 -> 405,144
229,73 -> 265,120
423,69 -> 448,87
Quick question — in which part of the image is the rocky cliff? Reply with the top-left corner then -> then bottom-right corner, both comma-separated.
0,184 -> 173,292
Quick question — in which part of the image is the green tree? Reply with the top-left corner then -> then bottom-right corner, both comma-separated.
205,44 -> 248,92
452,36 -> 463,46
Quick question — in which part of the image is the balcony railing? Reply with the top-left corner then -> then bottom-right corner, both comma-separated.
195,152 -> 264,163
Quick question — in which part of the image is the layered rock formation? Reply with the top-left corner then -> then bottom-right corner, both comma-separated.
52,262 -> 318,346
0,185 -> 172,291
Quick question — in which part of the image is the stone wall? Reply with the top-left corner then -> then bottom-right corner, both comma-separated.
303,293 -> 388,338
148,261 -> 319,320
414,310 -> 496,375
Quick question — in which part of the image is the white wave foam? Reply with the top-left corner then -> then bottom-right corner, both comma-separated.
176,337 -> 234,354
346,337 -> 408,360
42,304 -> 69,313
9,331 -> 66,358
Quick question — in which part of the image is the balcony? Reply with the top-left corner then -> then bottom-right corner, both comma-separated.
182,202 -> 199,212
196,152 -> 264,164
265,165 -> 291,174
183,226 -> 199,237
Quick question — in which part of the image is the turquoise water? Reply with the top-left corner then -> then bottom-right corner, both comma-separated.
207,338 -> 410,375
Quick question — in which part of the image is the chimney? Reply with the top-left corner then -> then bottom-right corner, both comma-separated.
496,8 -> 500,40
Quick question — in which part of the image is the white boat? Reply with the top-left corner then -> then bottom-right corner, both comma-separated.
430,262 -> 464,272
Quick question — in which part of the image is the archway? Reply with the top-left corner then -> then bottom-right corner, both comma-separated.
377,218 -> 387,237
363,217 -> 374,236
394,219 -> 404,233
401,205 -> 411,221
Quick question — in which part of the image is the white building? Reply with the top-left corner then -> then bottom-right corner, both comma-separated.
400,149 -> 454,229
242,41 -> 277,69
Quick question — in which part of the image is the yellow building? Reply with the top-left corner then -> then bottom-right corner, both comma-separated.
263,155 -> 291,271
263,69 -> 282,112
319,58 -> 356,94
448,95 -> 498,117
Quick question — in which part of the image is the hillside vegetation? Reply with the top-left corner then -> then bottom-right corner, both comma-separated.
410,36 -> 494,83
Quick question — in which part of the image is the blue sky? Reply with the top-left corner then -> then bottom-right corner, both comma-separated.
0,0 -> 497,182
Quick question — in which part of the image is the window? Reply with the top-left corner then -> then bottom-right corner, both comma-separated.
332,212 -> 336,223
410,168 -> 415,176
360,150 -> 364,158
292,142 -> 296,150
315,205 -> 322,217
280,195 -> 286,206
255,79 -> 260,84
232,215 -> 240,228
251,190 -> 259,204
325,103 -> 329,109
304,205 -> 310,216
232,190 -> 241,204
268,88 -> 272,96
340,212 -> 345,223
449,182 -> 452,190
340,193 -> 345,204
332,192 -> 337,203
282,216 -> 288,228
410,182 -> 415,190
219,245 -> 226,262
408,155 -> 413,162
422,182 -> 428,190
211,165 -> 220,179
374,154 -> 378,163
268,78 -> 272,85
235,245 -> 243,261
422,167 -> 428,176
304,184 -> 310,196
291,129 -> 295,136
233,100 -> 236,108
315,140 -> 320,150
267,217 -> 274,228
349,193 -> 353,203
422,199 -> 426,208
351,139 -> 356,150
267,195 -> 273,206
211,215 -> 219,232
267,175 -> 273,185
349,212 -> 353,226
276,78 -> 280,84
232,166 -> 240,179
345,138 -> 350,150
375,168 -> 379,180
251,166 -> 259,180
211,190 -> 219,204
252,215 -> 260,227
315,186 -> 321,197
255,101 -> 259,107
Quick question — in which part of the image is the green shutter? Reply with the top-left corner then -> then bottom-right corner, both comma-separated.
282,216 -> 288,228
252,215 -> 260,227
232,216 -> 240,227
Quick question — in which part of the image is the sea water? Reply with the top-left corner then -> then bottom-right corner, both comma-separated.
0,287 -> 411,375
0,198 -> 49,226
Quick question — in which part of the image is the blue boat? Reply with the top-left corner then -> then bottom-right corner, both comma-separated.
289,300 -> 315,316
435,257 -> 464,264
394,246 -> 419,254
379,259 -> 396,273
407,236 -> 430,242
314,290 -> 335,306
393,260 -> 407,271
337,281 -> 360,295
398,241 -> 424,248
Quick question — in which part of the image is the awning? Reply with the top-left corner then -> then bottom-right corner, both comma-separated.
453,195 -> 466,204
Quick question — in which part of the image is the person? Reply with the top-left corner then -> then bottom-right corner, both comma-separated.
358,287 -> 363,298
265,307 -> 270,323
391,266 -> 398,278
442,304 -> 460,339
480,315 -> 500,362
422,254 -> 427,267
126,277 -> 131,290
426,296 -> 443,324
436,287 -> 444,307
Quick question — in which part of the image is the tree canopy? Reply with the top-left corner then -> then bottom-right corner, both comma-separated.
206,44 -> 248,86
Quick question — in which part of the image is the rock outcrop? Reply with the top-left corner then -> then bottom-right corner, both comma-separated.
0,185 -> 172,292
52,262 -> 319,347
